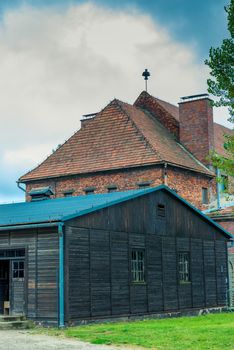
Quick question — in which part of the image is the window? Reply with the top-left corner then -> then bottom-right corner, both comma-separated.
13,261 -> 24,279
137,181 -> 151,189
131,250 -> 145,283
29,186 -> 54,201
202,187 -> 208,204
84,187 -> 96,195
178,252 -> 190,282
63,190 -> 74,197
0,249 -> 25,259
157,204 -> 165,217
107,185 -> 117,193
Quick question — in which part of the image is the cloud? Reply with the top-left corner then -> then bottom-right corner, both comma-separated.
0,2 -> 231,201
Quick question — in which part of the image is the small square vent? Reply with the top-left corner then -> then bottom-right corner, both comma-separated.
157,204 -> 165,217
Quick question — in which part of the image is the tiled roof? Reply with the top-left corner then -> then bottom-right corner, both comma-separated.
147,96 -> 180,121
209,206 -> 234,218
152,95 -> 233,158
214,123 -> 233,157
20,97 -> 213,182
117,101 -> 211,174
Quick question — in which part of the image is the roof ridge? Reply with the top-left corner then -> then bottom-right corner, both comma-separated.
0,185 -> 232,239
115,100 -> 163,161
152,95 -> 178,107
138,108 -> 214,175
177,142 -> 214,175
114,100 -> 213,176
19,99 -> 121,182
214,122 -> 233,131
134,91 -> 179,119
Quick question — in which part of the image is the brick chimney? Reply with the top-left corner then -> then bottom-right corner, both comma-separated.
179,94 -> 214,166
80,113 -> 97,128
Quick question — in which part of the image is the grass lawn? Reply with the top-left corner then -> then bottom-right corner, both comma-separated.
37,312 -> 234,350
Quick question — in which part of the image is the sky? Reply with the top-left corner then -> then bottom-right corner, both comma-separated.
0,0 -> 232,203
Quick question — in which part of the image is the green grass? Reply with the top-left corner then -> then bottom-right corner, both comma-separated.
36,313 -> 234,350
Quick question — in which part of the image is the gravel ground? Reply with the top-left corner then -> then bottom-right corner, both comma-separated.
0,330 -> 121,350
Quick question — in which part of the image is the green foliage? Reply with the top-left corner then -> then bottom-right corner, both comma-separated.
37,313 -> 234,350
211,134 -> 234,176
205,0 -> 234,122
205,0 -> 234,175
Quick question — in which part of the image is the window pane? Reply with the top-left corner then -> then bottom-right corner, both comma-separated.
202,188 -> 208,204
178,252 -> 190,282
13,260 -> 25,279
19,270 -> 24,278
13,270 -> 18,278
131,249 -> 145,282
16,249 -> 25,257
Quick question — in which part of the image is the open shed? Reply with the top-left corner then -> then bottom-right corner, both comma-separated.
0,185 -> 232,326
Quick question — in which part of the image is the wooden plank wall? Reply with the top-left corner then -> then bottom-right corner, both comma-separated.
66,190 -> 229,322
0,228 -> 59,322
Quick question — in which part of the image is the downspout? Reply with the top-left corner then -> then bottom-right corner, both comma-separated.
163,163 -> 168,186
216,168 -> 221,210
16,181 -> 26,193
58,222 -> 65,328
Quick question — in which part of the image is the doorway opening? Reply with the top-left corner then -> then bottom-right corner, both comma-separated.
0,260 -> 10,314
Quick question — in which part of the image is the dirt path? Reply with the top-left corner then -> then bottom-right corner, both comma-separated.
0,330 -> 120,350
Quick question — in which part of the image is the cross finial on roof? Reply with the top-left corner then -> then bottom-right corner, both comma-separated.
142,69 -> 150,92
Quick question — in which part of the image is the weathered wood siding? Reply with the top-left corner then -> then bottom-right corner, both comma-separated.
0,228 -> 59,322
65,190 -> 228,322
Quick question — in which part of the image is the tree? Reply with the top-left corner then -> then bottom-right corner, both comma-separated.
205,0 -> 234,176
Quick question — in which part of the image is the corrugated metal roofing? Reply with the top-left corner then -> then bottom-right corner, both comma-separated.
0,185 -> 232,239
0,187 -> 155,227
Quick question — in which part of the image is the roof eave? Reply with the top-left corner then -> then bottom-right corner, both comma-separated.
19,161 -> 214,183
0,221 -> 60,232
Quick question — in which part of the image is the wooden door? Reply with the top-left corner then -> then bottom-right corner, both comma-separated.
10,260 -> 25,315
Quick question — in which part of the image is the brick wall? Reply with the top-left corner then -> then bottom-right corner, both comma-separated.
25,165 -> 215,209
228,176 -> 234,194
166,167 -> 216,209
212,220 -> 234,235
25,166 -> 163,201
179,98 -> 214,165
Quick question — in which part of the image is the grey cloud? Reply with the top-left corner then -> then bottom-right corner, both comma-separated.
0,3 -> 231,202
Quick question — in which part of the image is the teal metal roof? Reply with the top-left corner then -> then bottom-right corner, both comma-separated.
0,185 -> 232,238
0,187 -> 156,228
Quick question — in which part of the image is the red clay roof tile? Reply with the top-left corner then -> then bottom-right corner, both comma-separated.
20,96 -> 214,182
22,91 -> 234,182
150,94 -> 233,159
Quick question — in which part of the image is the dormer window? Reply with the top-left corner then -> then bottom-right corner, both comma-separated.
137,181 -> 152,189
63,190 -> 74,197
107,184 -> 117,193
29,187 -> 54,201
84,187 -> 96,195
157,204 -> 165,217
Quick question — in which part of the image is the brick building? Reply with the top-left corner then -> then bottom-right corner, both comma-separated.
19,91 -> 233,209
